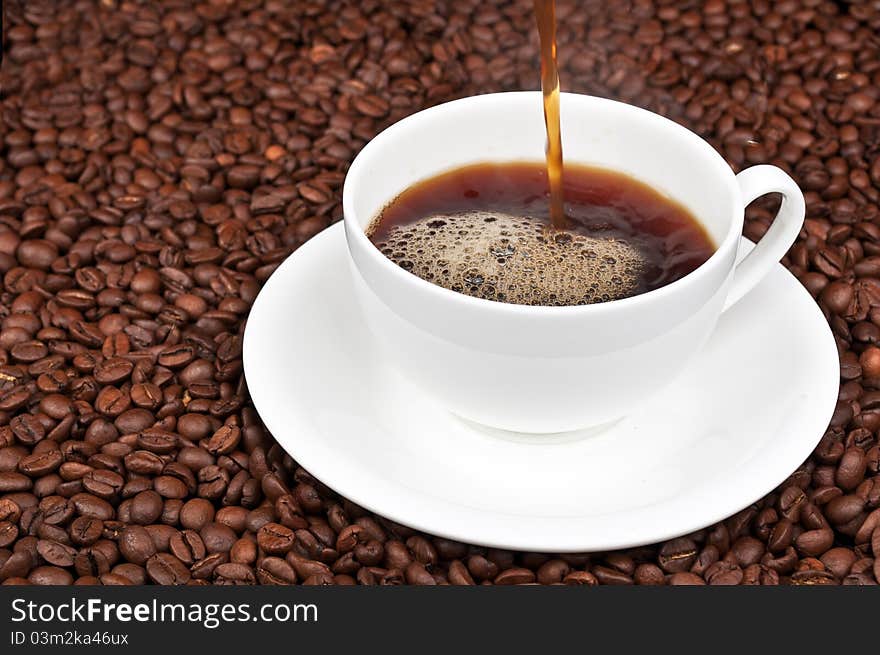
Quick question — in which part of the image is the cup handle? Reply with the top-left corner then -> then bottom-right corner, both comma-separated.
722,165 -> 806,312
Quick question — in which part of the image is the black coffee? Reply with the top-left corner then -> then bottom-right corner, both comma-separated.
366,162 -> 715,306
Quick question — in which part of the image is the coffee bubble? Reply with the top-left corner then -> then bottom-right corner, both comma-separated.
370,211 -> 646,306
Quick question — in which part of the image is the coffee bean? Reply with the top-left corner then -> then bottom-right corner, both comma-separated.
0,498 -> 22,523
95,387 -> 131,416
257,523 -> 296,555
205,424 -> 240,455
0,521 -> 19,548
0,471 -> 34,492
99,573 -> 135,586
560,570 -> 597,585
634,563 -> 665,585
796,528 -> 835,557
130,384 -> 162,410
592,565 -> 634,585
94,358 -> 134,385
69,517 -> 103,547
170,530 -> 206,565
842,572 -> 877,586
36,539 -> 77,567
667,572 -> 706,585
406,535 -> 438,566
821,281 -> 854,314
179,498 -> 215,531
405,561 -> 437,585
825,494 -> 865,525
227,166 -> 261,190
18,450 -> 63,477
768,519 -> 795,553
856,508 -> 880,547
283,549 -> 328,577
257,557 -> 298,585
352,95 -> 390,119
706,561 -> 744,585
10,341 -> 49,363
29,565 -> 74,586
731,536 -> 765,567
289,484 -> 319,515
604,553 -> 634,575
448,559 -> 476,585
146,553 -> 191,585
245,506 -> 275,534
231,537 -> 258,564
0,386 -> 31,412
10,415 -> 45,446
790,569 -> 836,586
158,345 -> 195,369
74,546 -> 111,578
742,563 -> 778,586
384,540 -> 414,571
536,559 -> 570,585
779,486 -> 808,522
130,491 -> 163,525
154,475 -> 188,499
16,240 -> 58,270
136,429 -> 178,454
658,537 -> 698,573
197,466 -> 229,499
0,551 -> 34,581
211,507 -> 245,535
821,547 -> 857,580
119,526 -> 157,566
82,470 -> 124,499
335,525 -> 365,553
188,553 -> 225,581
837,448 -> 867,490
111,563 -> 147,585
200,522 -> 237,554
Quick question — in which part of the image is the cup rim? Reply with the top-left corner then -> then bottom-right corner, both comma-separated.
343,91 -> 741,315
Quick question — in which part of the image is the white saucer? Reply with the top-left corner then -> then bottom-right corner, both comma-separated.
243,223 -> 839,552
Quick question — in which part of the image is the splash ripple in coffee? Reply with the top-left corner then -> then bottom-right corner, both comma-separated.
367,162 -> 715,306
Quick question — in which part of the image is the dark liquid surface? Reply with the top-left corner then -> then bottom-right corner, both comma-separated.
367,162 -> 715,306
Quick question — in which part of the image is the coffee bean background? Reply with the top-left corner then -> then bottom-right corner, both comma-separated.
0,0 -> 878,585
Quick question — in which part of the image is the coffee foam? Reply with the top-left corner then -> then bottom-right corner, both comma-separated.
371,211 -> 646,306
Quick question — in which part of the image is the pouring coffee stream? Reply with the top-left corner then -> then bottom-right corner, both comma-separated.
533,0 -> 566,229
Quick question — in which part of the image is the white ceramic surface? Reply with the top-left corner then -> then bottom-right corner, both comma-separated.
343,92 -> 806,433
243,223 -> 839,552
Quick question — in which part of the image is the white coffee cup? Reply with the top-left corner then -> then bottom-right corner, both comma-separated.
343,92 -> 805,433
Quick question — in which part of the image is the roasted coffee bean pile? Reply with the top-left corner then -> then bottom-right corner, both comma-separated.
0,0 -> 878,585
